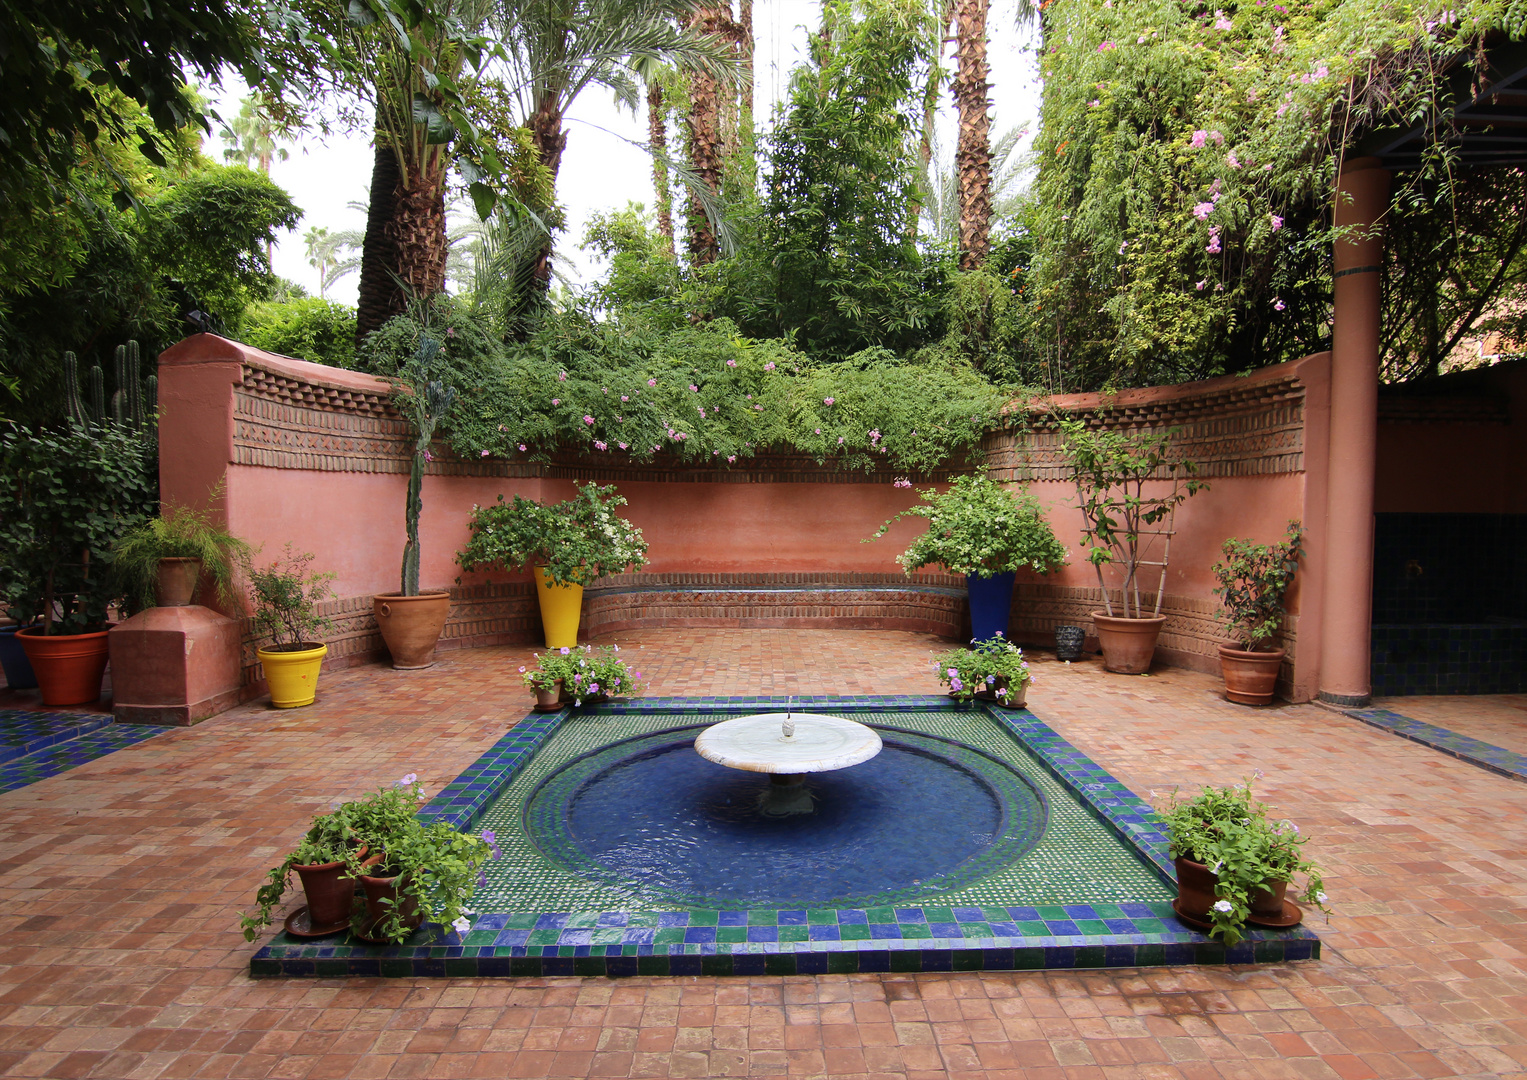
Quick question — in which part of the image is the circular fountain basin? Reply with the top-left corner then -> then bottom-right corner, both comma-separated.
526,725 -> 1048,908
693,712 -> 882,774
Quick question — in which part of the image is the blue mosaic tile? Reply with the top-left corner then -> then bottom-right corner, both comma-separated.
0,713 -> 172,794
0,709 -> 112,765
251,696 -> 1321,978
1342,706 -> 1527,783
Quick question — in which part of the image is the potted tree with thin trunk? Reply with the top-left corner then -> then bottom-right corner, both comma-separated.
374,333 -> 456,668
1060,419 -> 1204,673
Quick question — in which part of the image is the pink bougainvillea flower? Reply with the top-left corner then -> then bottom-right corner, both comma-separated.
1191,129 -> 1208,148
583,415 -> 595,425
480,450 -> 489,457
620,395 -> 629,401
423,449 -> 433,462
1270,213 -> 1284,231
725,359 -> 736,367
647,377 -> 657,386
1192,202 -> 1215,220
551,398 -> 560,405
689,384 -> 698,392
1273,298 -> 1286,311
1214,11 -> 1232,30
1097,41 -> 1115,51
558,371 -> 567,381
893,478 -> 912,488
618,442 -> 628,450
838,436 -> 844,444
1196,280 -> 1207,290
726,455 -> 735,463
518,443 -> 527,451
1227,152 -> 1241,169
763,361 -> 775,371
594,440 -> 607,451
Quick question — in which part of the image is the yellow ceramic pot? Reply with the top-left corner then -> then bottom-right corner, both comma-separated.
533,566 -> 583,648
258,642 -> 329,708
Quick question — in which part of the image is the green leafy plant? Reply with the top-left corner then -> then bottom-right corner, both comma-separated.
932,636 -> 1031,704
520,644 -> 645,704
247,544 -> 335,650
1160,778 -> 1327,946
239,774 -> 497,945
868,472 -> 1068,577
0,420 -> 155,633
1212,522 -> 1304,651
457,482 -> 648,587
1060,420 -> 1205,619
111,503 -> 252,611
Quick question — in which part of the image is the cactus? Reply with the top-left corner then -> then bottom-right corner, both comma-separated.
63,352 -> 86,425
86,365 -> 104,424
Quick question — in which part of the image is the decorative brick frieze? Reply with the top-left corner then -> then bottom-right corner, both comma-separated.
985,373 -> 1307,482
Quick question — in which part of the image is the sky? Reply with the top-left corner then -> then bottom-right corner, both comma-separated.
214,2 -> 1041,307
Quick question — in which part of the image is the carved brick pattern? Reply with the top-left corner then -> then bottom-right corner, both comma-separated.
984,375 -> 1306,482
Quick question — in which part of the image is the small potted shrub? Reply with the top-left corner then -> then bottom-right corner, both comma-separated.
240,774 -> 498,944
457,483 -> 649,648
932,634 -> 1032,707
869,472 -> 1067,642
248,544 -> 335,709
374,331 -> 457,670
112,503 -> 251,611
521,644 -> 645,708
1159,777 -> 1327,944
1211,522 -> 1303,705
1059,420 -> 1205,674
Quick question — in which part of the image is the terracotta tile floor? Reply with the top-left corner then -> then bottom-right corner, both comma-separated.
1373,694 -> 1527,757
1,628 -> 1525,1080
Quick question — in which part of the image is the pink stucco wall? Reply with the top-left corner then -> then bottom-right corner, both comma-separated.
157,335 -> 1334,699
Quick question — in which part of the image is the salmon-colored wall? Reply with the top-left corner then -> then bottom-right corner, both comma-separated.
156,336 -> 1334,700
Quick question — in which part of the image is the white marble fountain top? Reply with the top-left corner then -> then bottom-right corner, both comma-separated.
693,713 -> 883,774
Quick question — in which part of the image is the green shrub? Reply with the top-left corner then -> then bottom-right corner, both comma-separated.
240,297 -> 358,367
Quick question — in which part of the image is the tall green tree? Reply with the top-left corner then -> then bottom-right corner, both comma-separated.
751,0 -> 941,359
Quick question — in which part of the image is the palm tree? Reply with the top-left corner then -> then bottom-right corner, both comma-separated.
920,124 -> 1029,244
305,216 -> 366,298
952,0 -> 991,269
486,0 -> 733,288
220,92 -> 289,175
352,0 -> 496,341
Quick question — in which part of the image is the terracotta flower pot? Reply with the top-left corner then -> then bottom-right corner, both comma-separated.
974,677 -> 1028,708
1248,878 -> 1289,919
155,557 -> 203,607
1091,612 -> 1167,674
1173,855 -> 1219,923
373,592 -> 451,669
1218,645 -> 1286,705
533,682 -> 563,711
356,870 -> 423,942
17,626 -> 112,706
292,848 -> 378,934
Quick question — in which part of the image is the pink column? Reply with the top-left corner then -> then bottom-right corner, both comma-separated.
1318,157 -> 1390,706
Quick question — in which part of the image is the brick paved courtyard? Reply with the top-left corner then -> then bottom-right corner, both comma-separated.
1,629 -> 1524,1079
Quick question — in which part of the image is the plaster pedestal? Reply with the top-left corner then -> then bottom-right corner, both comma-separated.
109,606 -> 243,725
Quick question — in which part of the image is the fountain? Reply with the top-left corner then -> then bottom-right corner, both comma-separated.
692,699 -> 882,815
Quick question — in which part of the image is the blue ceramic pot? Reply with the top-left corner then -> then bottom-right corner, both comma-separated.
966,572 -> 1016,644
0,624 -> 39,689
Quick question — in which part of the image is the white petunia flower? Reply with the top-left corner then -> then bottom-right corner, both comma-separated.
1212,900 -> 1234,914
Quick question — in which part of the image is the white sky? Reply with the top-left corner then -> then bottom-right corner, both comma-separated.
214,2 -> 1040,306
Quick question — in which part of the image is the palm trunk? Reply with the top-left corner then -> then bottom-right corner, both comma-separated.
684,5 -> 730,266
356,145 -> 402,343
528,97 -> 569,290
387,156 -> 449,302
649,82 -> 675,254
953,0 -> 992,270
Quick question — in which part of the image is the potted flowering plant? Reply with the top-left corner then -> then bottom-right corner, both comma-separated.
1211,522 -> 1303,705
869,472 -> 1067,642
521,644 -> 645,708
1159,777 -> 1327,945
240,775 -> 498,945
932,635 -> 1033,706
457,482 -> 648,648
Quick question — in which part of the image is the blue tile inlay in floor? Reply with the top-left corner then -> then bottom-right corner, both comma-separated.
0,709 -> 112,765
0,711 -> 173,795
1342,706 -> 1527,783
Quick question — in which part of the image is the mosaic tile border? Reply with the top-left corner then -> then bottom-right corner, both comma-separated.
0,709 -> 112,766
0,716 -> 173,795
251,696 -> 1321,977
1341,706 -> 1527,783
